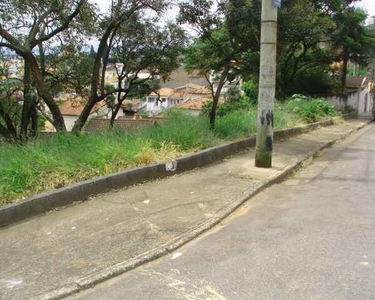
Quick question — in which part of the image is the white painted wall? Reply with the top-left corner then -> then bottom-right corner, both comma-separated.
324,87 -> 373,115
145,96 -> 182,115
62,107 -> 126,132
357,88 -> 368,114
63,116 -> 78,131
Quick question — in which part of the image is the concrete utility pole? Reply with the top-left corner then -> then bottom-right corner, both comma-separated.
255,0 -> 279,168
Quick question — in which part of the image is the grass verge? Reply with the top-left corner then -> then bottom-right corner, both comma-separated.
0,103 -> 334,205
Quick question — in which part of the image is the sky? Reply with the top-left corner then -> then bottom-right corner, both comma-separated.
93,0 -> 109,12
93,0 -> 375,17
92,0 -> 178,22
357,0 -> 375,18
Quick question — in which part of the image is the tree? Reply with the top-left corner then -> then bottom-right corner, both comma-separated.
276,0 -> 335,97
330,5 -> 375,94
44,45 -> 95,100
1,0 -> 173,136
0,0 -> 89,134
0,50 -> 48,141
71,0 -> 168,132
179,0 -> 260,129
0,54 -> 22,140
107,16 -> 186,126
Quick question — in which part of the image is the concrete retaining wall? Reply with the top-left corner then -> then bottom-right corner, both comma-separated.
0,119 -> 333,228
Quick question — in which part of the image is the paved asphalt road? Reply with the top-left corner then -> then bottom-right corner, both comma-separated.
70,124 -> 375,300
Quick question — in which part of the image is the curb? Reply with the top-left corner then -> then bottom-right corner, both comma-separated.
32,120 -> 370,300
0,120 -> 333,228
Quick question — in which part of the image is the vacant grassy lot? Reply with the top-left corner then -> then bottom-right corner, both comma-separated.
0,100 -> 336,205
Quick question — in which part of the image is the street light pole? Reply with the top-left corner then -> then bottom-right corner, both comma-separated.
255,0 -> 279,168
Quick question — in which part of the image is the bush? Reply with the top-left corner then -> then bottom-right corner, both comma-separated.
284,94 -> 336,122
202,86 -> 255,117
343,105 -> 357,114
242,80 -> 258,104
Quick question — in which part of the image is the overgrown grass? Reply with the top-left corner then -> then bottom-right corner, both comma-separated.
0,101 -> 334,205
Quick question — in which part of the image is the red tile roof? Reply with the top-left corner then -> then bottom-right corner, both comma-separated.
58,95 -> 106,116
175,97 -> 224,111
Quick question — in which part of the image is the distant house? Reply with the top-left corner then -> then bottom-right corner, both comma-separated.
51,95 -> 145,131
324,77 -> 374,115
161,66 -> 208,89
105,63 -> 155,87
175,97 -> 210,116
209,70 -> 243,95
161,65 -> 242,94
145,83 -> 212,116
146,88 -> 183,115
174,83 -> 212,99
57,97 -> 118,131
104,63 -> 122,85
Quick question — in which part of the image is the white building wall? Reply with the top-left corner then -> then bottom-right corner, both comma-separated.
146,97 -> 162,115
64,116 -> 78,131
357,88 -> 368,114
145,96 -> 183,115
324,94 -> 356,111
347,92 -> 359,110
324,87 -> 373,115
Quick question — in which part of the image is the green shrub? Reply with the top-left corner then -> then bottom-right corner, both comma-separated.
242,80 -> 258,104
202,86 -> 255,117
284,94 -> 336,122
343,105 -> 357,114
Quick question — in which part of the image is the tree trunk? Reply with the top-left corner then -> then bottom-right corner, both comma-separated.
73,6 -> 148,133
38,43 -> 46,79
72,21 -> 117,133
209,64 -> 230,129
24,51 -> 66,132
72,95 -> 97,133
255,0 -> 278,168
30,102 -> 38,138
20,61 -> 32,139
110,77 -> 124,128
0,103 -> 17,139
110,104 -> 122,127
0,122 -> 13,140
341,48 -> 349,95
209,110 -> 216,129
209,95 -> 219,129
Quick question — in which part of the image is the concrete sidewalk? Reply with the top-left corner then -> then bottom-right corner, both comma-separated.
0,119 -> 369,300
